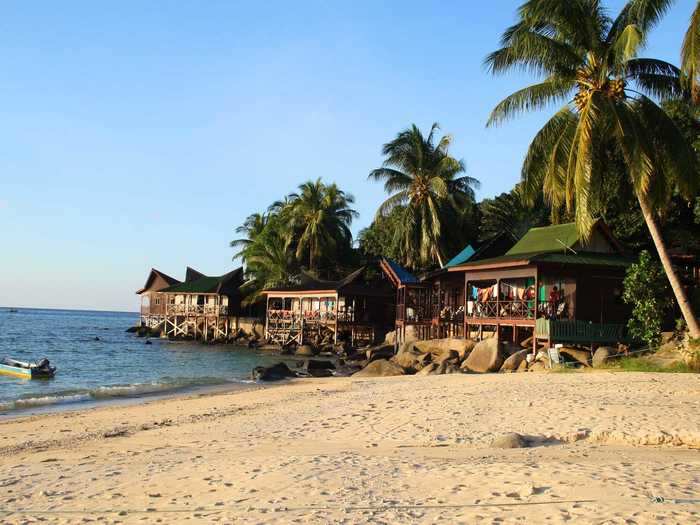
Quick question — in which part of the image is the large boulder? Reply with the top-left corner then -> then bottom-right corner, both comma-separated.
491,433 -> 526,449
560,347 -> 592,367
384,330 -> 397,345
528,361 -> 546,372
295,345 -> 316,357
500,349 -> 530,372
393,343 -> 424,371
462,338 -> 504,373
415,362 -> 439,376
414,338 -> 475,358
434,349 -> 460,366
252,362 -> 297,381
366,344 -> 395,362
592,346 -> 615,367
353,359 -> 405,378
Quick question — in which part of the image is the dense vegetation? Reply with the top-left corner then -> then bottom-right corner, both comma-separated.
231,0 -> 700,333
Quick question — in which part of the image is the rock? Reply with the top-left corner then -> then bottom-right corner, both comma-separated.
437,361 -> 461,374
304,359 -> 336,371
462,338 -> 503,373
559,347 -> 591,367
528,361 -> 546,372
126,326 -> 139,333
384,330 -> 397,345
353,359 -> 405,377
295,345 -> 316,357
252,362 -> 297,381
491,432 -> 526,449
393,344 -> 423,371
592,346 -> 615,367
415,362 -> 439,376
520,335 -> 533,349
434,349 -> 460,366
516,359 -> 529,372
303,368 -> 334,377
144,340 -> 152,345
500,349 -> 529,372
501,342 -> 522,357
365,344 -> 395,362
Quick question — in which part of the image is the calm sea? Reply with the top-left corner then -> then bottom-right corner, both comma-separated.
0,308 -> 282,415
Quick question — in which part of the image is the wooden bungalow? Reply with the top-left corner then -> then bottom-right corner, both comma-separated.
446,220 -> 632,350
263,264 -> 396,347
380,258 -> 431,344
136,269 -> 181,328
137,267 -> 244,341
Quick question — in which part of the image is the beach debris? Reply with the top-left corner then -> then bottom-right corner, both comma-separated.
353,359 -> 405,377
251,362 -> 297,381
103,428 -> 129,438
491,432 -> 527,449
462,338 -> 504,373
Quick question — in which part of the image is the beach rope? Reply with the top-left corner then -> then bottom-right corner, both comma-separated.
1,495 -> 698,517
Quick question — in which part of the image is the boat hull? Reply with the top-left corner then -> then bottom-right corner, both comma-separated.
0,363 -> 55,379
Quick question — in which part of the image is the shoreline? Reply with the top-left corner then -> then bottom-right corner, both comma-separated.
0,372 -> 699,523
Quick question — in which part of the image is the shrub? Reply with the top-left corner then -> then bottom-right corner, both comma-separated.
622,251 -> 672,348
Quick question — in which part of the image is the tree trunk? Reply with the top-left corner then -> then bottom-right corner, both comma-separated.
637,193 -> 700,338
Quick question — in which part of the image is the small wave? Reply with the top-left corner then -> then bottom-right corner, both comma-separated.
0,377 -> 235,413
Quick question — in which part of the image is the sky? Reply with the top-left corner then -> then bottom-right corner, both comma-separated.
0,0 -> 695,312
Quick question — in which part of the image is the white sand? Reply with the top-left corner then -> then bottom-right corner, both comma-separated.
0,371 -> 699,524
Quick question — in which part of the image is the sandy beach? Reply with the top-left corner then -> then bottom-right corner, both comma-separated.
0,372 -> 699,524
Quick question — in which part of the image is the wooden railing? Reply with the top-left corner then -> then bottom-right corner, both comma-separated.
165,304 -> 228,316
467,300 -> 535,319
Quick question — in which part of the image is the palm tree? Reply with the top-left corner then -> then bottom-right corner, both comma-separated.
479,184 -> 551,242
369,123 -> 479,269
285,179 -> 358,272
230,212 -> 268,262
486,0 -> 699,337
681,2 -> 700,101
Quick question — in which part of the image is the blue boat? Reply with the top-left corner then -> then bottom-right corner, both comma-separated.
0,357 -> 56,379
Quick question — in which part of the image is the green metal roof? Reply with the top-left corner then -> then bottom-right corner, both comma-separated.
161,276 -> 223,294
507,222 -> 580,256
455,251 -> 632,269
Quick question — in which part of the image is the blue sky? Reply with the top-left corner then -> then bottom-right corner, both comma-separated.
0,0 -> 695,311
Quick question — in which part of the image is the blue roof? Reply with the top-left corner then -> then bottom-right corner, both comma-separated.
383,258 -> 419,284
444,244 -> 475,268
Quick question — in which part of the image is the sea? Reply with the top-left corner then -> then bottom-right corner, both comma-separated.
0,308 -> 283,416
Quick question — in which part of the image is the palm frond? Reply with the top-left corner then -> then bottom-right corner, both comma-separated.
487,78 -> 575,126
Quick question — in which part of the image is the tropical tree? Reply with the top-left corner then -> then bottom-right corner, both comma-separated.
369,123 -> 479,269
230,212 -> 268,262
285,179 -> 358,272
479,184 -> 552,242
486,0 -> 700,337
681,1 -> 700,101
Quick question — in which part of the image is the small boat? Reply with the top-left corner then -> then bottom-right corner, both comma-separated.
0,357 -> 56,379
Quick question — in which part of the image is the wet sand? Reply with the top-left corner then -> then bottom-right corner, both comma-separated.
0,372 -> 699,524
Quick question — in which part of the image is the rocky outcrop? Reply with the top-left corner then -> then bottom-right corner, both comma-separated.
500,349 -> 529,372
462,338 -> 504,373
295,345 -> 316,357
252,362 -> 297,381
365,344 -> 395,362
592,346 -> 615,367
560,347 -> 592,367
353,359 -> 405,377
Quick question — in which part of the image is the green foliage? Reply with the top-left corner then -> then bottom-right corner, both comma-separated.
231,178 -> 357,303
486,0 -> 698,237
478,183 -> 550,242
622,250 -> 672,347
606,357 -> 694,373
368,123 -> 480,271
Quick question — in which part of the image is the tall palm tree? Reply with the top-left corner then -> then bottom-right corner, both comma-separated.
369,123 -> 479,269
681,1 -> 700,101
486,0 -> 699,337
285,179 -> 358,272
230,212 -> 268,262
